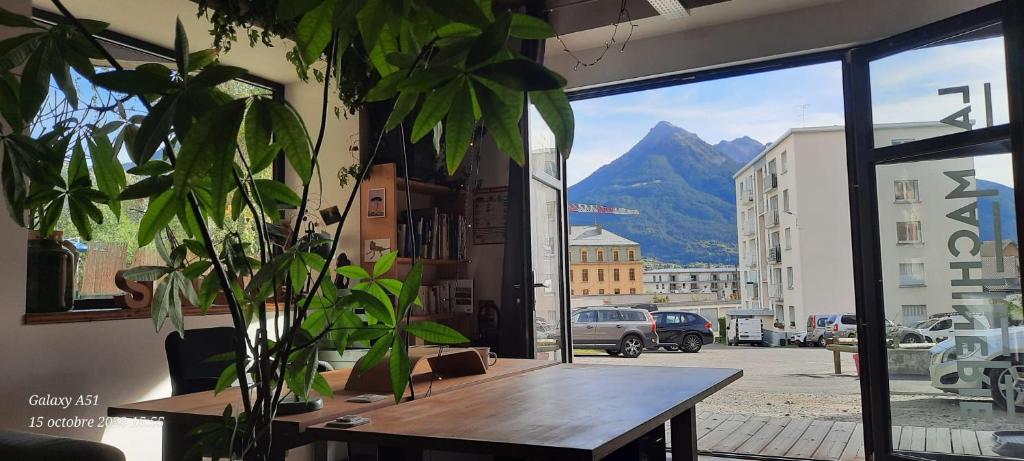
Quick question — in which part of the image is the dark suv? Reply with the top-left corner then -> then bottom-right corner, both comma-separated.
651,311 -> 715,352
571,307 -> 659,358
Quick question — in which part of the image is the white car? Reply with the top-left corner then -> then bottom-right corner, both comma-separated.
929,326 -> 1024,411
914,313 -> 992,343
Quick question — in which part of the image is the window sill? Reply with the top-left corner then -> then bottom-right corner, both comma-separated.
24,305 -> 233,325
898,284 -> 927,288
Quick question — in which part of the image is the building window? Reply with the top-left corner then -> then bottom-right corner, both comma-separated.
788,306 -> 796,327
597,269 -> 605,282
630,288 -> 636,294
629,268 -> 636,281
613,269 -> 620,281
581,250 -> 588,262
899,262 -> 926,287
581,269 -> 589,282
613,250 -> 620,262
781,151 -> 788,173
783,189 -> 790,211
614,289 -> 621,294
784,227 -> 792,250
896,221 -> 923,243
628,250 -> 635,261
690,283 -> 698,290
583,289 -> 590,295
570,270 -> 574,281
597,250 -> 604,262
894,180 -> 920,202
786,267 -> 794,289
902,305 -> 927,325
599,289 -> 605,294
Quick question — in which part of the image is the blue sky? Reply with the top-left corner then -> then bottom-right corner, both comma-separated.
558,35 -> 1013,189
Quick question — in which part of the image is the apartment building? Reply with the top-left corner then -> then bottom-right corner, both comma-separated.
644,267 -> 739,299
733,123 -> 974,331
568,225 -> 644,296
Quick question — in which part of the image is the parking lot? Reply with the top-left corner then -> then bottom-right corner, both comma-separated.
574,343 -> 1014,431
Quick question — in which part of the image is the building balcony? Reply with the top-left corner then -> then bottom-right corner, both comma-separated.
768,283 -> 783,300
767,246 -> 782,264
763,173 -> 778,191
765,211 -> 779,228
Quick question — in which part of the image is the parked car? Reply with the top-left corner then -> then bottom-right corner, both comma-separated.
571,306 -> 659,358
929,327 -> 1024,411
914,313 -> 992,343
885,319 -> 925,344
632,303 -> 658,312
651,311 -> 714,352
790,331 -> 808,346
806,314 -> 836,347
727,318 -> 764,346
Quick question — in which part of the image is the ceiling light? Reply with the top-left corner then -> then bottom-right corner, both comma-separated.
647,0 -> 689,18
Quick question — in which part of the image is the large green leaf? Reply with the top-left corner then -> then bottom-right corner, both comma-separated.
363,72 -> 403,102
198,274 -> 220,311
420,0 -> 490,28
337,264 -> 370,280
187,49 -> 217,72
389,334 -> 410,402
244,99 -> 274,173
396,261 -> 422,319
311,373 -> 333,398
445,81 -> 477,174
122,265 -> 170,282
0,32 -> 44,72
356,0 -> 389,65
403,321 -> 470,344
253,179 -> 301,206
474,59 -> 565,91
138,189 -> 180,247
0,7 -> 42,29
119,175 -> 172,200
266,101 -> 313,183
152,277 -> 172,332
89,69 -> 174,95
190,65 -> 248,89
89,133 -> 126,217
278,0 -> 326,19
474,81 -> 524,164
295,0 -> 337,67
213,362 -> 237,395
355,331 -> 394,375
173,99 -> 245,200
126,160 -> 172,176
19,47 -> 49,122
530,89 -> 574,157
346,288 -> 395,327
48,49 -> 77,109
174,19 -> 189,82
168,272 -> 186,335
67,196 -> 94,240
68,142 -> 89,188
467,11 -> 511,66
397,66 -> 460,93
509,13 -> 555,39
383,91 -> 417,132
372,250 -> 397,277
410,78 -> 460,142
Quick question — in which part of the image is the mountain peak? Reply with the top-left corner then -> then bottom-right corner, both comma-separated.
715,136 -> 764,164
649,120 -> 690,136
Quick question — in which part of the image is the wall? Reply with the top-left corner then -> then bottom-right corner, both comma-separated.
0,1 -> 359,459
547,0 -> 997,91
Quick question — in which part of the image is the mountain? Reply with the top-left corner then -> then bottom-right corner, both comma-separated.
568,121 -> 762,265
714,136 -> 764,164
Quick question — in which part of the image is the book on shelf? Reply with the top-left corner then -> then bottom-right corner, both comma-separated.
410,279 -> 473,316
397,207 -> 467,261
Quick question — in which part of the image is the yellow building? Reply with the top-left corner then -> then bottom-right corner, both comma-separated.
568,225 -> 644,296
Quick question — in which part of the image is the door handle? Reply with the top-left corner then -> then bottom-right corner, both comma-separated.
586,325 -> 594,329
616,324 -> 624,328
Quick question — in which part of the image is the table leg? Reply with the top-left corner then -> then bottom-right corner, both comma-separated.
670,408 -> 697,461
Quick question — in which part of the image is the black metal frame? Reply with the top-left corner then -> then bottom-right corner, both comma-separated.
844,3 -> 1024,461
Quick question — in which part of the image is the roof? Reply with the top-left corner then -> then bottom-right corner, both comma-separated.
732,122 -> 952,179
646,267 -> 738,274
569,225 -> 639,247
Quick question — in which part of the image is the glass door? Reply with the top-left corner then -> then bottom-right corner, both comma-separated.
846,3 -> 1024,461
527,105 -> 569,361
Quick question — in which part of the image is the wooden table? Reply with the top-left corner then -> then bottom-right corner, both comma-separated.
108,358 -> 558,460
309,364 -> 742,461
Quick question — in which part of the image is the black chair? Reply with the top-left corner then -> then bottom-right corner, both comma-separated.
0,429 -> 125,461
165,326 -> 237,396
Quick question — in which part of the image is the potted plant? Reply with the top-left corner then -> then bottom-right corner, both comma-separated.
0,1 -> 574,459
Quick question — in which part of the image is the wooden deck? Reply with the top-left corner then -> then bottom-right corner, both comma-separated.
686,413 -> 999,460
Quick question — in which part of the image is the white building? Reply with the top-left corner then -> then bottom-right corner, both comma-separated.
733,123 -> 974,331
644,267 -> 739,299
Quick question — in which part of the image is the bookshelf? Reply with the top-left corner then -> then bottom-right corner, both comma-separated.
359,163 -> 474,342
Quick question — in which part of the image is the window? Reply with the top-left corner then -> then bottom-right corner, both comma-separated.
841,315 -> 857,325
597,250 -> 604,262
613,269 -> 620,281
629,268 -> 636,281
581,269 -> 589,282
783,189 -> 790,211
788,306 -> 796,327
628,249 -> 635,261
901,305 -> 927,325
623,310 -> 646,321
597,310 -> 622,322
576,311 -> 596,323
581,250 -> 588,262
597,269 -> 605,282
894,179 -> 920,202
781,151 -> 788,173
784,227 -> 792,249
786,267 -> 794,289
898,262 -> 926,287
932,319 -> 952,331
629,288 -> 636,294
582,289 -> 590,295
896,221 -> 922,243
598,289 -> 605,294
690,283 -> 698,290
614,288 -> 621,294
613,250 -> 620,262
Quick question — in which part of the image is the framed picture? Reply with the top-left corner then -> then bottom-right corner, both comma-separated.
364,238 -> 391,262
472,187 -> 508,245
367,188 -> 386,218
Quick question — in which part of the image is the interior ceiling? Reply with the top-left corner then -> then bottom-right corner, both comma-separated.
545,0 -> 844,55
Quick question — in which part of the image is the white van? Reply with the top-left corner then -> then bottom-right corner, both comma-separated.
727,318 -> 763,346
